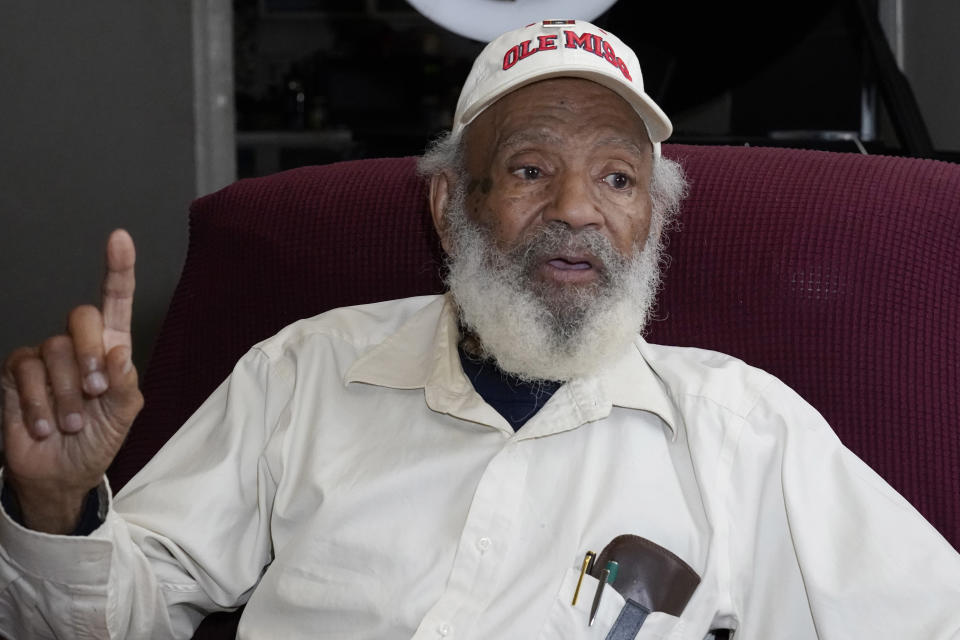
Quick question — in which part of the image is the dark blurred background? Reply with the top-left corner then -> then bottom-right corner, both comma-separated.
233,0 -> 957,174
2,0 -> 958,371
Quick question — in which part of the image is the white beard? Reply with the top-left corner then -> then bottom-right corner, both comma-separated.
444,189 -> 664,382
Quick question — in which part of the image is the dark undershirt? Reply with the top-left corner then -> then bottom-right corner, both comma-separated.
1,349 -> 562,536
1,484 -> 101,536
457,344 -> 563,431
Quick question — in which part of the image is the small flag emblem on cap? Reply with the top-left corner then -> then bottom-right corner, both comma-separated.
542,19 -> 576,27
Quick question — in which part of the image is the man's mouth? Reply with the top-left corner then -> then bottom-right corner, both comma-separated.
538,254 -> 600,284
547,258 -> 592,271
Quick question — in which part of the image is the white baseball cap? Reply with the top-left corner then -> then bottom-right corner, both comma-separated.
453,19 -> 672,152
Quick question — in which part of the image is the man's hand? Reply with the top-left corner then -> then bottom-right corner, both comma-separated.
1,230 -> 144,534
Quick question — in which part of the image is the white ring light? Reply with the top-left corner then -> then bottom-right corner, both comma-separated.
405,0 -> 618,42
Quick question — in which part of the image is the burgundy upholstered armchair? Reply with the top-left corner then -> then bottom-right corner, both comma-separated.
107,145 -> 960,639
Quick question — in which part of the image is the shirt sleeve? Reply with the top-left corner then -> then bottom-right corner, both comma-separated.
0,346 -> 288,640
727,378 -> 960,639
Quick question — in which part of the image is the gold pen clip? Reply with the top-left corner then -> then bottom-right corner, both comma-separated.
571,550 -> 596,606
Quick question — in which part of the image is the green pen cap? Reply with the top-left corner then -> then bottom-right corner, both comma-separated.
605,560 -> 619,584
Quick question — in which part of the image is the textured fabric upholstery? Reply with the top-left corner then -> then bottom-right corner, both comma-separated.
106,146 -> 960,639
109,157 -> 444,494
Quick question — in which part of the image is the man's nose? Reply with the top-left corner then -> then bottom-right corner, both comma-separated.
543,172 -> 604,229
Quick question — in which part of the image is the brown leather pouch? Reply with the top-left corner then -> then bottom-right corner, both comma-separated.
592,534 -> 701,616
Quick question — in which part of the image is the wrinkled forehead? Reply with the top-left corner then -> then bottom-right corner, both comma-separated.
462,77 -> 653,162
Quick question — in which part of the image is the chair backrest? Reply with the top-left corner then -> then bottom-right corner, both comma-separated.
110,156 -> 444,489
107,145 -> 960,639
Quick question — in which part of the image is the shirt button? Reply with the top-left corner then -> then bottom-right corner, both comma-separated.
477,536 -> 492,552
438,623 -> 452,636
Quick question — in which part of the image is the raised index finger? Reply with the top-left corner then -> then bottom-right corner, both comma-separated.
101,229 -> 136,353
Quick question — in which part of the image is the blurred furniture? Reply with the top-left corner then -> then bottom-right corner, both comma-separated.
107,145 -> 960,639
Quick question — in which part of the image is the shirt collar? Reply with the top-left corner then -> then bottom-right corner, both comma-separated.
604,338 -> 680,440
344,295 -> 447,390
345,293 -> 678,439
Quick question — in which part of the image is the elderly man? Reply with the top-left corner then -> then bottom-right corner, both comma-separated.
1,19 -> 958,640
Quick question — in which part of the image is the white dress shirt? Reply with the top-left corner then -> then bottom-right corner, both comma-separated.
1,294 -> 958,639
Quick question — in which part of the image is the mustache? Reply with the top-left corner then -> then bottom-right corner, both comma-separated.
503,223 -> 627,278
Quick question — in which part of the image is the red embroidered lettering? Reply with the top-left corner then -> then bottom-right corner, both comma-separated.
564,30 -> 593,51
564,31 -> 604,57
518,39 -> 538,60
503,45 -> 520,70
589,34 -> 604,56
537,34 -> 557,50
564,30 -> 633,81
602,41 -> 617,65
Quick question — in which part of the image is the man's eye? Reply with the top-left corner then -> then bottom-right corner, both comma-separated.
514,166 -> 541,180
603,172 -> 631,189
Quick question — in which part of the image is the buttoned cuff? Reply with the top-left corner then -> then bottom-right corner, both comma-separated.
0,471 -> 115,584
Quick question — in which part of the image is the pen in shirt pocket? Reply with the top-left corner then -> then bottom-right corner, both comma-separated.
571,550 -> 596,606
588,560 -> 619,626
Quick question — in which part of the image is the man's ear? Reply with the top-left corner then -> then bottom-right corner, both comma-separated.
429,171 -> 456,254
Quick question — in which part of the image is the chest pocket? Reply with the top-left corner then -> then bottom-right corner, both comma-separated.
535,567 -> 684,640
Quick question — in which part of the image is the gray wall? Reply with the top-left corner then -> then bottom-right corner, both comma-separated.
1,3 -> 196,372
903,2 -> 960,151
